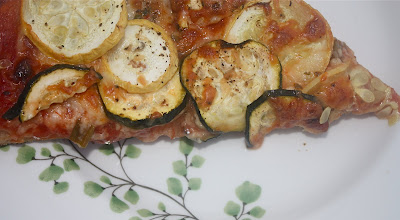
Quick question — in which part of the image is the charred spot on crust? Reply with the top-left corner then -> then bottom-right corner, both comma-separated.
13,59 -> 32,83
211,2 -> 222,11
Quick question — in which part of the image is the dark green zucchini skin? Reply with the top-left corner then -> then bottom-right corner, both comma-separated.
179,55 -> 215,134
245,89 -> 319,148
184,91 -> 218,134
2,64 -> 94,121
103,94 -> 189,130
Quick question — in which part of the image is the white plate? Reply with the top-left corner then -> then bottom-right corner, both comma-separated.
1,1 -> 400,220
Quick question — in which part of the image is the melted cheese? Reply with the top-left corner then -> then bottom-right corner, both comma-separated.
102,19 -> 179,94
224,0 -> 333,89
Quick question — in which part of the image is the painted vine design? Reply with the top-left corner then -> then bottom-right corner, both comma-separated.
0,139 -> 265,220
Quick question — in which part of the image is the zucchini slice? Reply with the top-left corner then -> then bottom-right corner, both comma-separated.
245,90 -> 329,148
180,40 -> 281,132
98,73 -> 187,129
2,64 -> 101,122
101,19 -> 179,94
223,0 -> 333,89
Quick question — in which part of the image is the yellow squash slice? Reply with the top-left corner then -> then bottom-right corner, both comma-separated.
21,0 -> 128,64
224,0 -> 334,89
101,19 -> 179,94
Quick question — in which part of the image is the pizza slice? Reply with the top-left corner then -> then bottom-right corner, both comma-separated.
246,39 -> 400,148
0,0 -> 398,149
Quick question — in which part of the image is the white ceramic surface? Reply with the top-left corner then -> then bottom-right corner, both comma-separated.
1,1 -> 399,220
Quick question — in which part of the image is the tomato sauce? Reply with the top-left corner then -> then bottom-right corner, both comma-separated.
171,0 -> 246,55
0,0 -> 23,116
0,1 -> 52,116
199,77 -> 216,109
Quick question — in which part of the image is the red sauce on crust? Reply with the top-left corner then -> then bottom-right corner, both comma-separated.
182,57 -> 198,89
0,0 -> 23,115
0,2 -> 54,116
171,0 -> 245,55
199,77 -> 216,109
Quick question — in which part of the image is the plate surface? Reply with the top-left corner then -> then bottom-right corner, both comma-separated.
1,1 -> 400,220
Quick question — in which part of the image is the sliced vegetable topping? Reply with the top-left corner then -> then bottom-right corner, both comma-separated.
98,74 -> 187,129
101,19 -> 179,94
224,0 -> 333,89
21,0 -> 127,64
245,90 -> 329,148
70,119 -> 95,148
180,40 -> 281,132
2,64 -> 101,122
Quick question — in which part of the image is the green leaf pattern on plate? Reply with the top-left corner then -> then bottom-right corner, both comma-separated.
41,147 -> 51,157
99,144 -> 115,156
124,144 -> 141,159
39,165 -> 64,182
236,181 -> 262,204
52,143 -> 64,152
191,155 -> 205,168
0,145 -> 10,152
16,145 -> 35,164
63,159 -> 80,171
137,209 -> 154,217
179,138 -> 193,155
224,181 -> 266,219
188,178 -> 202,191
167,177 -> 183,196
249,206 -> 266,218
173,160 -> 187,176
224,201 -> 241,216
6,138 -> 266,219
124,189 -> 139,205
100,175 -> 112,185
110,195 -> 130,213
158,202 -> 166,212
84,181 -> 104,198
53,181 -> 69,194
